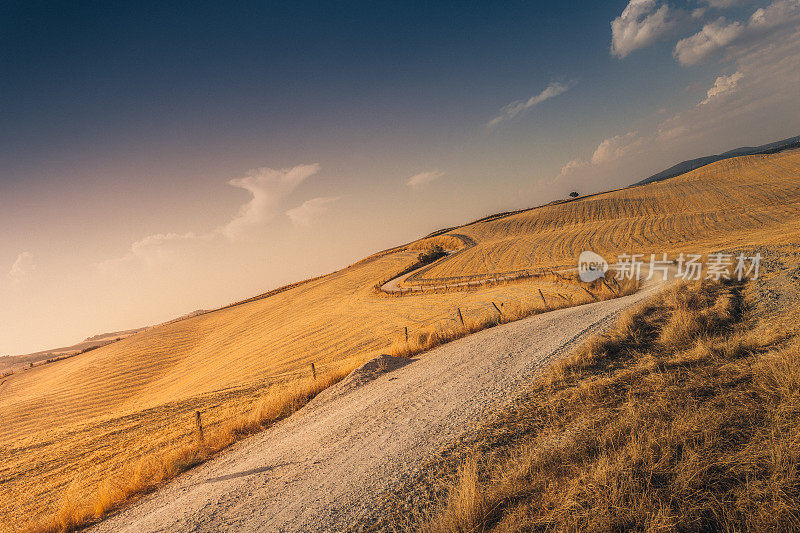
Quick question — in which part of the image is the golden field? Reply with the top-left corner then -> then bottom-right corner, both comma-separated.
2,150 -> 800,531
421,151 -> 800,277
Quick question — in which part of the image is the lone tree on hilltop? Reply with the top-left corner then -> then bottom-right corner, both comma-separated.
569,191 -> 580,198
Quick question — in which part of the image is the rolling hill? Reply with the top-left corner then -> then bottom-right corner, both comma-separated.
2,148 -> 800,532
633,134 -> 800,186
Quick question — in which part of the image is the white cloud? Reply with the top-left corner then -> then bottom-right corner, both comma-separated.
673,1 -> 800,65
556,132 -> 644,182
406,170 -> 446,189
8,251 -> 35,285
222,164 -> 320,239
749,0 -> 800,28
659,21 -> 800,142
95,231 -> 209,273
700,71 -> 744,104
544,132 -> 645,202
129,232 -> 204,264
129,232 -> 199,252
97,163 -> 326,272
486,82 -> 570,129
557,159 -> 588,179
673,17 -> 745,65
286,196 -> 340,228
611,0 -> 685,57
590,132 -> 643,164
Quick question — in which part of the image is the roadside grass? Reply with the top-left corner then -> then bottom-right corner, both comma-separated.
28,275 -> 635,533
417,278 -> 800,532
388,275 -> 638,359
30,365 -> 355,533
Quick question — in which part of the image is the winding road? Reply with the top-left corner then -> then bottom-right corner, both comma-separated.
90,280 -> 664,533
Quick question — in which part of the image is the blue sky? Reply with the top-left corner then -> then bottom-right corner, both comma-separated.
2,0 -> 799,354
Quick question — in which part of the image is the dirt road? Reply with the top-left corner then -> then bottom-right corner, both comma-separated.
90,282 -> 662,533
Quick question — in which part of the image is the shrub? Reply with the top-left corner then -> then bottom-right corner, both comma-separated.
417,245 -> 446,265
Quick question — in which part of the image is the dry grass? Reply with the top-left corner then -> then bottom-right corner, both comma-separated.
11,282 -> 635,533
27,363 -> 354,533
0,259 -> 590,533
388,275 -> 637,359
418,278 -> 800,532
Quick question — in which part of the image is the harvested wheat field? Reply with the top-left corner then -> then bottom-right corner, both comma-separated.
2,150 -> 800,532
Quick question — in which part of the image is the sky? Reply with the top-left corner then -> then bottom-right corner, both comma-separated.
2,0 -> 799,355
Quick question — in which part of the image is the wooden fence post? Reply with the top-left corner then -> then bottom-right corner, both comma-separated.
538,289 -> 548,309
404,326 -> 409,344
311,362 -> 317,379
580,285 -> 600,301
195,411 -> 204,442
457,308 -> 465,326
492,301 -> 502,316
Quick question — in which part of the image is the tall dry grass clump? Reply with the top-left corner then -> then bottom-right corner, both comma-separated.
30,365 -> 354,533
419,278 -> 800,532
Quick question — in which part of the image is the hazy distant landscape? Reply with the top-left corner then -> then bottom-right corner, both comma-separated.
0,329 -> 144,374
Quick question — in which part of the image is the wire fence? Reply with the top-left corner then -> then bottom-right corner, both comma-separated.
379,265 -> 576,296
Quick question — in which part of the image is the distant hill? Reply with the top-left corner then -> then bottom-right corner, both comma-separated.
83,328 -> 148,343
0,308 -> 214,375
0,327 -> 148,374
633,135 -> 800,186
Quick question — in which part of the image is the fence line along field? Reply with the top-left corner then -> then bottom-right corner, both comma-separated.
1,150 -> 800,531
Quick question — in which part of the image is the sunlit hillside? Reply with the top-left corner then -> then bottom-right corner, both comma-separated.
2,150 -> 800,531
418,151 -> 800,279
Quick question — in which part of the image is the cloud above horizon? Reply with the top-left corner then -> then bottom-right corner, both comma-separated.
673,16 -> 744,65
674,1 -> 800,65
8,251 -> 35,286
611,0 -> 687,58
700,71 -> 743,104
286,196 -> 341,228
486,82 -> 570,129
557,131 -> 644,179
406,170 -> 446,189
610,0 -> 800,64
222,164 -> 320,239
97,164 -> 325,271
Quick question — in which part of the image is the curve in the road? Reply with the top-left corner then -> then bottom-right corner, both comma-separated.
90,280 -> 664,533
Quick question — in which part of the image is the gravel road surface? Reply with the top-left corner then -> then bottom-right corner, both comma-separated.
91,282 -> 661,533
